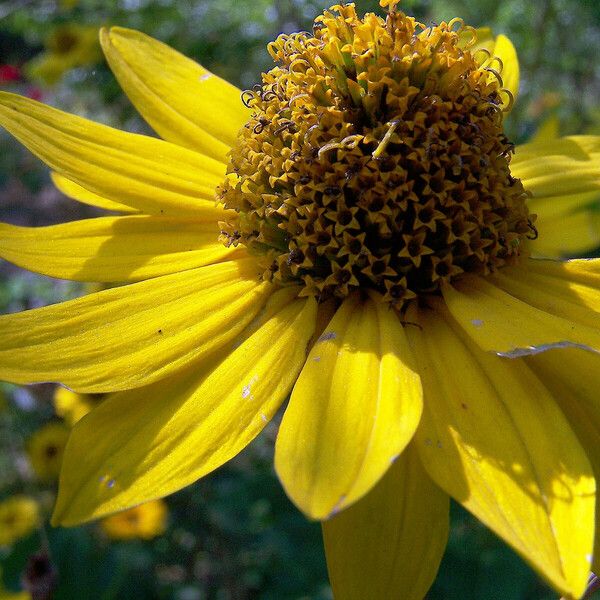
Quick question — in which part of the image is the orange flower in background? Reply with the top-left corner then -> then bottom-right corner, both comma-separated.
100,499 -> 168,541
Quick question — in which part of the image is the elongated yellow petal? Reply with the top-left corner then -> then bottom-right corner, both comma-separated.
492,34 -> 519,105
100,27 -> 249,162
493,257 -> 600,323
529,116 -> 560,144
526,348 -> 600,574
0,258 -> 271,392
442,262 -> 600,357
0,216 -> 238,282
51,172 -> 138,213
513,136 -> 600,198
407,301 -> 595,598
0,91 -> 226,216
466,29 -> 519,107
322,444 -> 449,600
275,293 -> 422,519
532,210 -> 600,258
527,190 -> 599,221
52,290 -> 317,525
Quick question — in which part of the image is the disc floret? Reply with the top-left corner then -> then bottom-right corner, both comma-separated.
217,2 -> 533,306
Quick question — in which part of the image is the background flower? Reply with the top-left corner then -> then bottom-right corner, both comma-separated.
0,496 -> 39,547
26,422 -> 70,482
101,499 -> 168,541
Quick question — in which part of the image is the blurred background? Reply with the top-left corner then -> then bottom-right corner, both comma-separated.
1,0 -> 600,598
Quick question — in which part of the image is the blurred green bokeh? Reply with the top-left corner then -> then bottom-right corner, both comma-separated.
1,0 -> 600,598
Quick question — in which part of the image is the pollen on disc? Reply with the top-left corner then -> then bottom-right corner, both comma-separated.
217,3 -> 534,307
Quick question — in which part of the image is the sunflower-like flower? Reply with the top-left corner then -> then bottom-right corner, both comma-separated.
26,421 -> 70,481
100,499 -> 168,541
26,24 -> 101,86
0,496 -> 39,547
1,2 -> 600,598
528,116 -> 600,258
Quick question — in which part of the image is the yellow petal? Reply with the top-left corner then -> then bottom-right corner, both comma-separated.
52,290 -> 317,525
100,27 -> 249,162
492,34 -> 519,106
0,258 -> 271,392
275,292 -> 423,519
467,28 -> 519,108
513,136 -> 600,198
532,210 -> 600,258
527,190 -> 599,221
0,91 -> 226,217
442,263 -> 600,357
525,348 -> 600,574
0,215 -> 238,282
492,258 -> 600,325
322,443 -> 449,600
51,172 -> 138,213
530,115 -> 560,144
406,301 -> 595,598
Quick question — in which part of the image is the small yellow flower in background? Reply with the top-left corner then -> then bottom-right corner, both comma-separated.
26,24 -> 101,85
53,386 -> 103,427
2,2 -> 600,597
26,422 -> 70,481
100,499 -> 168,541
0,496 -> 39,547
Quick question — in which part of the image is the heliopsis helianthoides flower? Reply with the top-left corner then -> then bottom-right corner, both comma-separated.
26,421 -> 70,481
26,24 -> 101,86
527,115 -> 600,258
0,496 -> 39,547
3,2 -> 600,597
100,499 -> 168,541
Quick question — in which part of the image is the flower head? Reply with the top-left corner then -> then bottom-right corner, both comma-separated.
219,4 -> 531,305
0,496 -> 39,547
26,24 -> 100,85
1,2 -> 600,598
26,421 -> 70,481
100,499 -> 168,541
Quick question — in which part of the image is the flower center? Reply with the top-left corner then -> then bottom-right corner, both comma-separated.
217,2 -> 534,307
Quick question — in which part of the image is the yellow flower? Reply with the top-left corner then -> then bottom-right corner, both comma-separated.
1,3 -> 600,597
528,116 -> 600,258
100,499 -> 168,540
26,24 -> 100,85
53,386 -> 103,427
0,496 -> 39,546
26,422 -> 70,481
